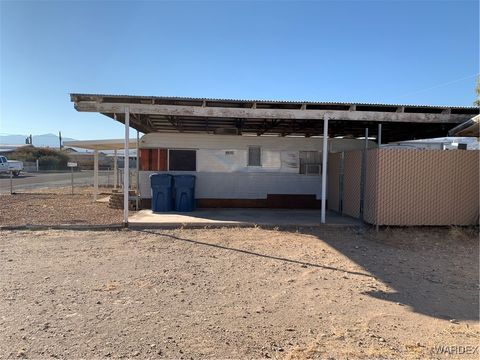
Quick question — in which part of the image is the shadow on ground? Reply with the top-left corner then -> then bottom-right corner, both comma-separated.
307,226 -> 479,322
136,226 -> 479,322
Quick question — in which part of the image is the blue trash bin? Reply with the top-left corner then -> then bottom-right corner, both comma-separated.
150,174 -> 173,212
173,175 -> 196,212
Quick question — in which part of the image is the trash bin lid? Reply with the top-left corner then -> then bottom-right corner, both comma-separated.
173,175 -> 196,187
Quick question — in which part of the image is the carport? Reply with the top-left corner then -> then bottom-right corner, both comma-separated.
70,93 -> 478,226
63,139 -> 138,201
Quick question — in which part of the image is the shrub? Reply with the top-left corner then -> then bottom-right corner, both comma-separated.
9,147 -> 69,170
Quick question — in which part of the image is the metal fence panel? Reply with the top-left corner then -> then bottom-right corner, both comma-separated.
373,149 -> 479,226
327,153 -> 341,212
342,151 -> 362,219
329,149 -> 479,226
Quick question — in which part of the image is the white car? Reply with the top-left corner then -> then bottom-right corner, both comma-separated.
0,156 -> 23,177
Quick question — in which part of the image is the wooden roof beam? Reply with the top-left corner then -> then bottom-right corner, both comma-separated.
75,101 -> 470,124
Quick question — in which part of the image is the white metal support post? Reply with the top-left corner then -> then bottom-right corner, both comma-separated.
123,107 -> 130,227
136,130 -> 140,211
321,114 -> 329,224
113,149 -> 118,189
93,150 -> 99,201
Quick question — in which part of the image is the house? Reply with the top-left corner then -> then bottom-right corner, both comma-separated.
383,137 -> 479,150
137,132 -> 375,208
0,144 -> 34,154
63,147 -> 112,170
448,114 -> 479,137
70,93 -> 479,225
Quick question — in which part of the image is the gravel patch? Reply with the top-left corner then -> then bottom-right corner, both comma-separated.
0,227 -> 478,359
0,187 -> 123,226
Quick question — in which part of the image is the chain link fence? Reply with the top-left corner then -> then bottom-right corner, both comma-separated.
328,149 -> 479,226
1,168 -> 138,195
0,167 -> 141,226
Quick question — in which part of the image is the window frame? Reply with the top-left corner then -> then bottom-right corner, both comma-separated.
299,150 -> 322,175
167,148 -> 197,171
247,146 -> 262,167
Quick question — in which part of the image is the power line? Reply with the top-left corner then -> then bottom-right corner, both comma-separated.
395,73 -> 479,99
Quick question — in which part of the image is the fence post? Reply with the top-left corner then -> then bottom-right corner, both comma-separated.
378,123 -> 382,146
10,170 -> 13,194
359,128 -> 368,221
339,152 -> 344,214
71,166 -> 74,195
113,150 -> 118,189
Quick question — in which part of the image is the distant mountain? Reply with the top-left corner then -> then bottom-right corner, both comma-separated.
0,133 -> 76,148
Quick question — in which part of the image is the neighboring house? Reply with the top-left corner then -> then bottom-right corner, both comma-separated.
448,114 -> 479,137
105,151 -> 137,169
63,147 -> 80,153
384,137 -> 479,150
65,149 -> 112,170
0,144 -> 33,154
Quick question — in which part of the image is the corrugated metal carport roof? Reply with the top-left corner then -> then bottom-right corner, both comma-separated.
70,93 -> 479,143
70,93 -> 478,109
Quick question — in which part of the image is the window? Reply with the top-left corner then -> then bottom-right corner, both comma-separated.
299,151 -> 321,175
169,149 -> 196,171
248,146 -> 261,166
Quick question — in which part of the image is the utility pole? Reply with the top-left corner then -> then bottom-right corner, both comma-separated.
59,131 -> 63,150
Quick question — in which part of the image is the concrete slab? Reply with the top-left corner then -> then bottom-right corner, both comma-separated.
128,208 -> 361,228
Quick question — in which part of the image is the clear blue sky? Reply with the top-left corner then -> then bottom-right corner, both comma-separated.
1,0 -> 478,140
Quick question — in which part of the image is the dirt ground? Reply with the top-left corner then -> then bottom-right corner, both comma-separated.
0,227 -> 478,359
0,187 -> 123,226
